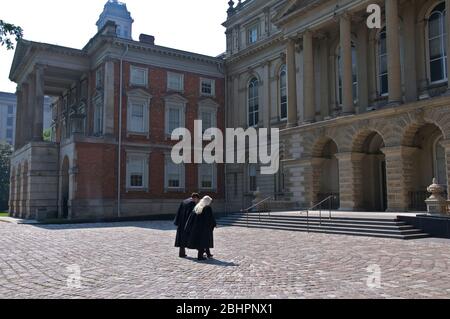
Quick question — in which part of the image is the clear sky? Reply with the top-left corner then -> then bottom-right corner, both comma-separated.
0,0 -> 227,93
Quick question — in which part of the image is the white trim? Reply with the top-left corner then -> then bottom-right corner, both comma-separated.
130,65 -> 148,87
198,163 -> 217,191
200,78 -> 216,97
426,2 -> 448,85
167,72 -> 184,92
126,152 -> 149,191
164,94 -> 187,136
164,154 -> 185,191
126,89 -> 152,136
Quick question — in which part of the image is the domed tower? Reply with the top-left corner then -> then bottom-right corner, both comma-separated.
96,0 -> 134,39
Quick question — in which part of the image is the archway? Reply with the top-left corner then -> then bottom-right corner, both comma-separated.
409,123 -> 446,211
22,162 -> 29,218
360,132 -> 387,211
61,157 -> 70,219
312,138 -> 340,209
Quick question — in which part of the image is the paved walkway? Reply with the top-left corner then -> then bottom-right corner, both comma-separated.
0,221 -> 449,299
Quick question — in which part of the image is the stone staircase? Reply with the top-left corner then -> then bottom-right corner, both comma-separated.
218,212 -> 430,240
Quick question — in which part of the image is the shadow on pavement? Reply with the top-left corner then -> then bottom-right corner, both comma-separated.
30,220 -> 176,232
184,256 -> 239,267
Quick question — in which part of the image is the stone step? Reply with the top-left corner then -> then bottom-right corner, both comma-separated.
219,219 -> 424,235
223,214 -> 407,226
220,217 -> 416,231
218,221 -> 430,240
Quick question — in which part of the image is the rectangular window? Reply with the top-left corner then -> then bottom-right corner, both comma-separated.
166,160 -> 183,189
168,107 -> 181,134
6,129 -> 13,139
7,105 -> 14,115
199,164 -> 215,190
127,155 -> 147,189
7,117 -> 13,127
200,79 -> 215,96
167,72 -> 184,92
201,111 -> 213,133
94,100 -> 103,135
130,103 -> 145,133
248,25 -> 258,44
130,66 -> 148,87
249,165 -> 257,192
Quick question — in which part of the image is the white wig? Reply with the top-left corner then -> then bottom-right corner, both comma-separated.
194,196 -> 213,215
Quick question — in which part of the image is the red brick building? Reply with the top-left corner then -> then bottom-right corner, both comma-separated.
8,1 -> 225,219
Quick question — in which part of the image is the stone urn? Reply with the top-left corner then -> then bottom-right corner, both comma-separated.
252,188 -> 262,210
425,178 -> 448,215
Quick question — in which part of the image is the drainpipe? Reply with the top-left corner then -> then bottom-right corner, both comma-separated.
118,44 -> 129,218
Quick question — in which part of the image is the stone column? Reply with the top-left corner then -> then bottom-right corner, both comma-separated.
26,75 -> 36,144
8,168 -> 15,216
286,38 -> 298,127
386,0 -> 402,104
319,35 -> 330,119
357,24 -> 369,113
381,146 -> 418,212
340,14 -> 354,114
416,19 -> 429,99
303,31 -> 315,122
14,87 -> 24,150
104,60 -> 115,136
336,152 -> 365,211
262,61 -> 271,127
33,66 -> 45,141
403,3 -> 417,102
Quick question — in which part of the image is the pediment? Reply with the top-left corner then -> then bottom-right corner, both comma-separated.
163,93 -> 188,104
273,0 -> 321,25
127,88 -> 152,99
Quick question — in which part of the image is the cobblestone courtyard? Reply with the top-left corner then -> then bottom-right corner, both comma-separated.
0,220 -> 450,299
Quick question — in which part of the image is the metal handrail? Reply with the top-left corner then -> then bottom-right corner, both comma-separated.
241,196 -> 272,228
304,195 -> 336,233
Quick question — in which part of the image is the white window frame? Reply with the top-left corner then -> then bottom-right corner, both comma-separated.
377,27 -> 389,97
126,90 -> 152,136
248,23 -> 259,45
130,65 -> 148,87
200,78 -> 216,97
279,65 -> 287,120
167,72 -> 184,92
198,164 -> 217,191
198,99 -> 219,137
248,77 -> 259,127
426,2 -> 448,85
164,95 -> 187,136
126,152 -> 149,191
165,155 -> 185,191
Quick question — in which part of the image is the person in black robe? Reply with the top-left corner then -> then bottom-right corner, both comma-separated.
174,193 -> 200,258
185,196 -> 217,261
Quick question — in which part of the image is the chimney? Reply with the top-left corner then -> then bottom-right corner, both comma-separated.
139,34 -> 155,45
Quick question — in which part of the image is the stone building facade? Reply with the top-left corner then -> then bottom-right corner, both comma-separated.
224,0 -> 450,212
8,1 -> 225,219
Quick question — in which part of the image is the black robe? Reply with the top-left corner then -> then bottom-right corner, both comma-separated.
185,206 -> 217,250
174,198 -> 196,248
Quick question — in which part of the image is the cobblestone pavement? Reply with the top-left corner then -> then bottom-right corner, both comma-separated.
0,220 -> 450,299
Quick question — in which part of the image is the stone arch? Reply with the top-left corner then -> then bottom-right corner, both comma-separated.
9,166 -> 16,215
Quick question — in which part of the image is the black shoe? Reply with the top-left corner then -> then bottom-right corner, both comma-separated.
179,254 -> 187,258
206,254 -> 214,259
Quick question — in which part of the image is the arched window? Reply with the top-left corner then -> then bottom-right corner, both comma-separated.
248,77 -> 259,127
336,43 -> 358,106
378,27 -> 388,96
279,65 -> 287,120
428,2 -> 447,84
